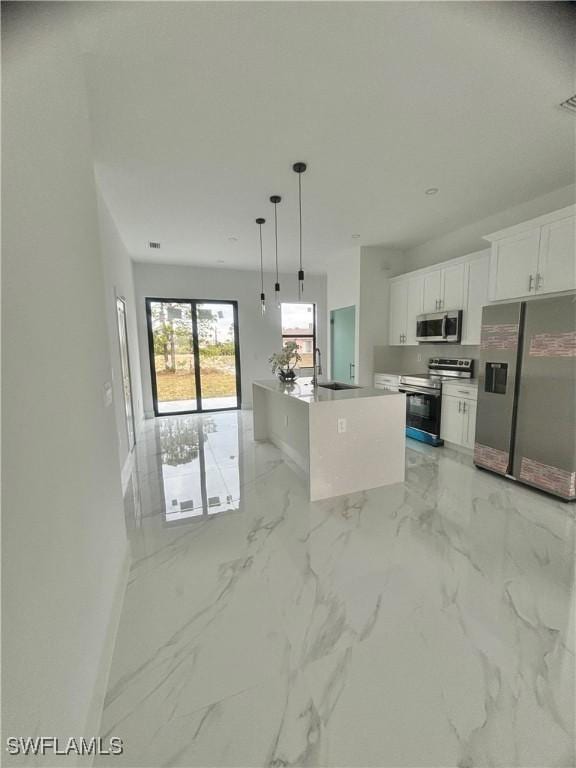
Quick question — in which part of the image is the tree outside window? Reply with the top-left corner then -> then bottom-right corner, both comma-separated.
280,303 -> 315,368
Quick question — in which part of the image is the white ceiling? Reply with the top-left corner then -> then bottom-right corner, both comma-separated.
76,2 -> 575,272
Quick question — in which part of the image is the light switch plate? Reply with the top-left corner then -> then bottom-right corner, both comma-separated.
337,417 -> 347,434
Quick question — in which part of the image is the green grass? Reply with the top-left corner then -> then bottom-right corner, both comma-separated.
155,355 -> 236,401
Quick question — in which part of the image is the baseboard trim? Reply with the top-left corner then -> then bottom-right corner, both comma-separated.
85,543 -> 131,762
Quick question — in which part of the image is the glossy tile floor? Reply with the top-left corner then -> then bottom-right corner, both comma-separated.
100,410 -> 575,767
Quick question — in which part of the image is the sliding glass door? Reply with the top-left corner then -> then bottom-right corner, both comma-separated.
146,298 -> 241,415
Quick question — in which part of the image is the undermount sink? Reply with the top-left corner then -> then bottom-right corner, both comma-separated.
318,381 -> 360,390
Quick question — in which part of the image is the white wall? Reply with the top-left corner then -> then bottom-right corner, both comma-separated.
403,184 -> 576,272
2,4 -> 128,760
97,191 -> 144,475
132,263 -> 327,415
357,247 -> 404,386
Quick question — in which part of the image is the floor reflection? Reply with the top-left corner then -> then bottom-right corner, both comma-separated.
155,414 -> 241,522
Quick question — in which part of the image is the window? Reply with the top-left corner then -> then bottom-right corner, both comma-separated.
146,299 -> 241,415
280,302 -> 316,368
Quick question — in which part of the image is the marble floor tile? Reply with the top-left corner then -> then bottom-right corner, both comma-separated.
100,410 -> 576,767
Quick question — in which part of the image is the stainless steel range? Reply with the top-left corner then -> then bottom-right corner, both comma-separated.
399,357 -> 473,446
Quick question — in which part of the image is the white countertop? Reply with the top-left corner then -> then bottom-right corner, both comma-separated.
254,378 -> 403,404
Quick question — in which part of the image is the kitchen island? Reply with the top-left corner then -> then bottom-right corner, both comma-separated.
253,378 -> 406,500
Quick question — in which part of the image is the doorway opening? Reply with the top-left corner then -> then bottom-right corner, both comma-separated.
116,295 -> 136,449
146,298 -> 241,415
330,305 -> 356,383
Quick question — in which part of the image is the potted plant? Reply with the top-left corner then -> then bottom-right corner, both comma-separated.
269,341 -> 302,382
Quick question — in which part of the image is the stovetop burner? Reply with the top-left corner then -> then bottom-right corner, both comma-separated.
399,357 -> 473,391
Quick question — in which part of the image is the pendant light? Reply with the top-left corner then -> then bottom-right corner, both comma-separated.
256,217 -> 266,315
293,162 -> 307,299
270,195 -> 281,308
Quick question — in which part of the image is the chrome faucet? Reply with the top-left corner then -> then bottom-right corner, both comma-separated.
312,347 -> 323,386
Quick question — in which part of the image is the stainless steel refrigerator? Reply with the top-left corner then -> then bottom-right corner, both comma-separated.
474,295 -> 576,500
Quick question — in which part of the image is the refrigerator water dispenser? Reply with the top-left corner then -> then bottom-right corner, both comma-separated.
485,362 -> 508,394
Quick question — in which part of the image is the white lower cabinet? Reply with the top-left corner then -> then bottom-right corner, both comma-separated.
441,394 -> 477,449
462,399 -> 477,449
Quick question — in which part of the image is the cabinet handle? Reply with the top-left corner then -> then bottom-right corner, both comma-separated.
349,363 -> 355,380
458,400 -> 462,413
438,299 -> 443,310
462,401 -> 467,414
536,273 -> 543,291
457,390 -> 471,395
528,274 -> 534,292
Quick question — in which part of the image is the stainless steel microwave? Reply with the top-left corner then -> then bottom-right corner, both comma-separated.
416,310 -> 463,343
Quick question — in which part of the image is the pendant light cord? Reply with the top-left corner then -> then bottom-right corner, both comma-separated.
274,202 -> 279,283
259,223 -> 264,293
298,172 -> 303,273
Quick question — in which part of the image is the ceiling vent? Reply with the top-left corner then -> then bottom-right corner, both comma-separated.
148,241 -> 161,249
559,95 -> 576,114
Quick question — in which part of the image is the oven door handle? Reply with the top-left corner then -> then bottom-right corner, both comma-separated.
399,386 -> 442,398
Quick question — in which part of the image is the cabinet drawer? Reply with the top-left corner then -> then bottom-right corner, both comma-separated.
442,382 -> 478,400
374,374 -> 400,390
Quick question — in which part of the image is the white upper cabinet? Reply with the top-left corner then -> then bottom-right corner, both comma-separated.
488,229 -> 540,300
388,249 -> 488,348
422,263 -> 464,312
537,216 -> 575,295
388,279 -> 408,346
442,263 -> 465,310
389,273 -> 424,346
422,270 -> 442,312
461,251 -> 489,345
405,275 -> 424,344
485,205 -> 575,301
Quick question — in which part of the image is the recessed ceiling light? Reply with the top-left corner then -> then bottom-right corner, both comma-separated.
148,241 -> 161,249
425,188 -> 439,196
217,259 -> 225,264
351,234 -> 361,239
228,236 -> 238,242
